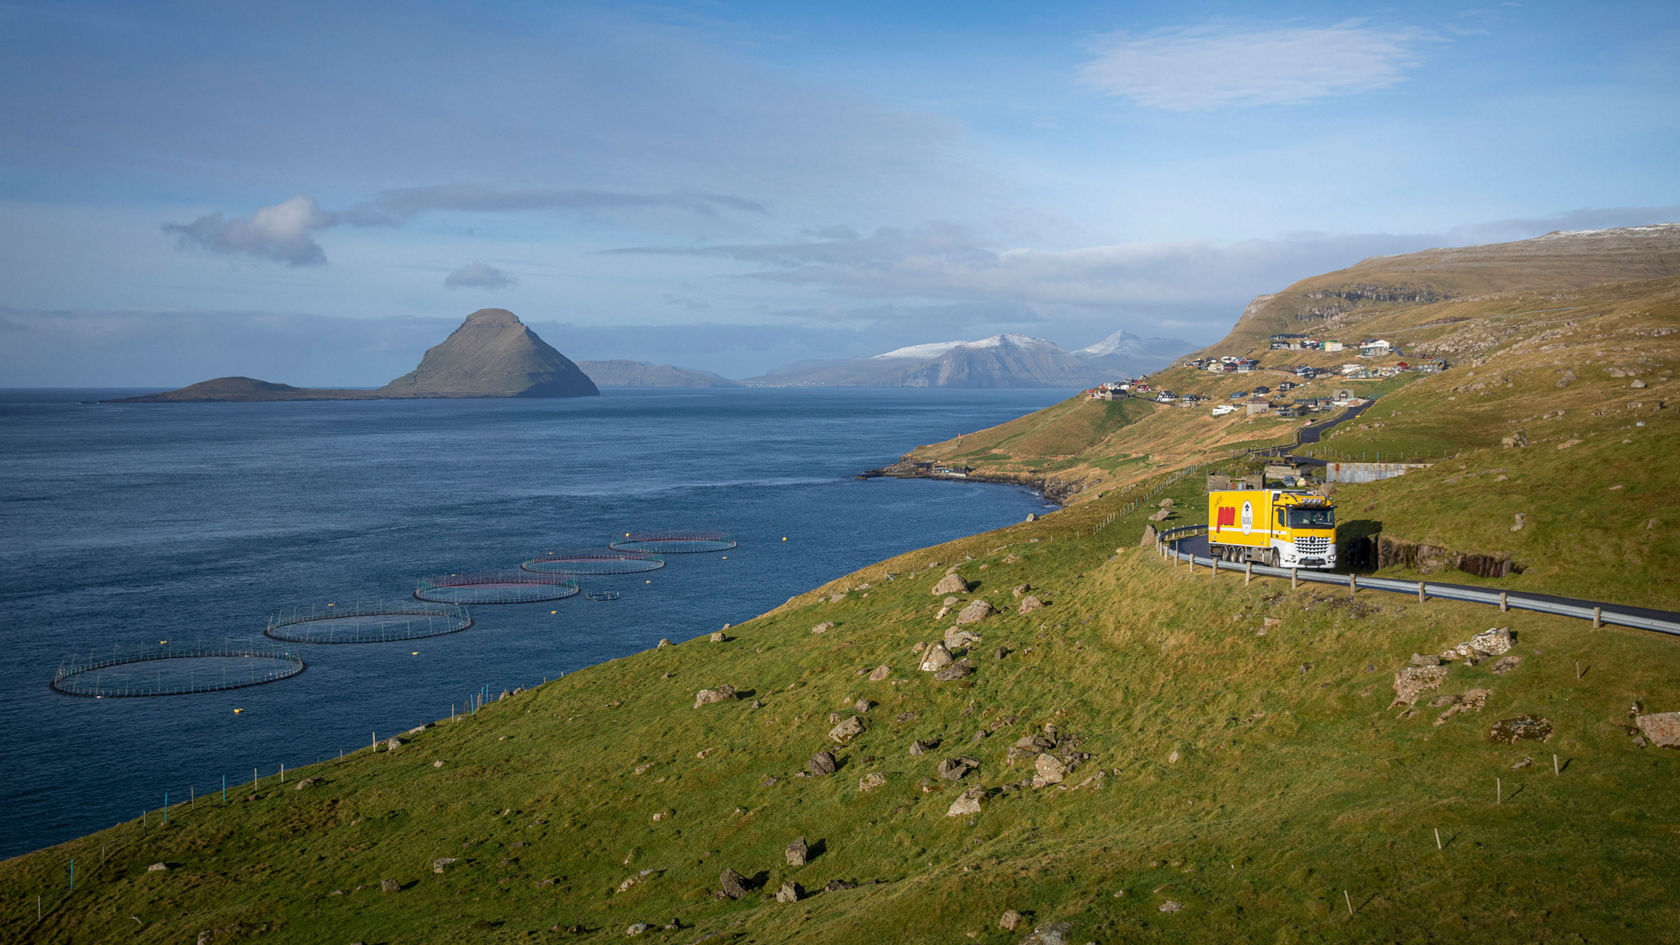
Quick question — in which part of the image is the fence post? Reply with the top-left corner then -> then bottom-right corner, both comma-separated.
1500,591 -> 1508,612
1291,568 -> 1298,589
1245,561 -> 1252,586
1593,606 -> 1602,629
1349,574 -> 1357,595
1417,581 -> 1426,603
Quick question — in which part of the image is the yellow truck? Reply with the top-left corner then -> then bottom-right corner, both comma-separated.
1207,489 -> 1337,569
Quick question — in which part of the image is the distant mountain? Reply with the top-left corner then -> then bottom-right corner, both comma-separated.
114,309 -> 598,402
577,360 -> 740,388
746,331 -> 1187,389
380,309 -> 597,397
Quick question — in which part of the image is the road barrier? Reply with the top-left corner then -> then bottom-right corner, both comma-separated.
1156,523 -> 1680,638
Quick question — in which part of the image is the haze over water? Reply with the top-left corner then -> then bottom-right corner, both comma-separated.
0,387 -> 1065,858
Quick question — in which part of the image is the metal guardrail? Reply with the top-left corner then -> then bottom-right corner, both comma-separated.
1155,523 -> 1680,638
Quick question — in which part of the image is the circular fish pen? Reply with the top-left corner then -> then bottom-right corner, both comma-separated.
51,641 -> 306,698
413,571 -> 580,605
610,531 -> 737,554
521,549 -> 665,575
266,600 -> 473,644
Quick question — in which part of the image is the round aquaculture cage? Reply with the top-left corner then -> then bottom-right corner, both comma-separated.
609,531 -> 737,554
413,571 -> 580,605
265,600 -> 473,644
521,549 -> 665,575
51,641 -> 306,698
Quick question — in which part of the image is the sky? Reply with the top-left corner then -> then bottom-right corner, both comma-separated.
2,0 -> 1677,385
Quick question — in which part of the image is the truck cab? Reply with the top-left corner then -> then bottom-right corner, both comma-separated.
1207,489 -> 1337,569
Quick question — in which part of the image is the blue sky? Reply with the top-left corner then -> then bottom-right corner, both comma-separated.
2,0 -> 1677,384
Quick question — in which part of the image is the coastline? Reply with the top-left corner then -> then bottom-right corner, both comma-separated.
858,456 -> 1079,505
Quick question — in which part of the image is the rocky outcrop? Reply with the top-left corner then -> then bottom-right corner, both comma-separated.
1349,535 -> 1527,578
932,573 -> 970,595
1635,712 -> 1680,748
694,685 -> 738,708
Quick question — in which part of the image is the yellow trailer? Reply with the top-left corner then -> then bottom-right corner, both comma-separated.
1207,489 -> 1337,568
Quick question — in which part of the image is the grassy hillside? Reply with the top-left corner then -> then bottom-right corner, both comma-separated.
7,225 -> 1679,944
6,476 -> 1678,944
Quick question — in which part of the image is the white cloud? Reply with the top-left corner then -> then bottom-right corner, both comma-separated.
162,195 -> 335,265
444,262 -> 516,290
1081,21 -> 1430,110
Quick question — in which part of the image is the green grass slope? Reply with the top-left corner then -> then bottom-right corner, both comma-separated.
4,477 -> 1678,944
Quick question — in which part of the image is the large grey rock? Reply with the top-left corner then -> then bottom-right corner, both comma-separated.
909,738 -> 940,756
1141,524 -> 1158,547
932,573 -> 970,595
955,600 -> 996,625
626,923 -> 653,937
1391,665 -> 1447,707
432,857 -> 457,874
380,878 -> 400,893
719,868 -> 749,900
944,626 -> 982,650
828,715 -> 867,743
383,736 -> 406,752
858,772 -> 886,792
694,684 -> 738,708
1007,733 -> 1054,765
946,786 -> 985,817
776,881 -> 804,903
934,658 -> 975,682
1017,920 -> 1071,945
1032,753 -> 1067,787
808,751 -> 837,776
868,664 -> 891,681
919,642 -> 954,672
937,757 -> 978,780
1017,596 -> 1045,615
786,837 -> 809,867
1635,711 -> 1680,747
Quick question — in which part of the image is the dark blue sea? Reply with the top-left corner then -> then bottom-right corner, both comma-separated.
0,387 -> 1068,858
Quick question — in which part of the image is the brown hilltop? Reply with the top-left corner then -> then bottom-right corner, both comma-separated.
114,309 -> 599,402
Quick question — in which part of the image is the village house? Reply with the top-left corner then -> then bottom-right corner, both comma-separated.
1359,339 -> 1392,357
1245,397 -> 1272,416
1323,340 -> 1344,352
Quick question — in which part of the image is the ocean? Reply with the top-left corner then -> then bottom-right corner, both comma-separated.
0,387 -> 1068,858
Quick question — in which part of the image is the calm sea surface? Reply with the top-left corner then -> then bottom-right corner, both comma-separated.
0,387 -> 1067,857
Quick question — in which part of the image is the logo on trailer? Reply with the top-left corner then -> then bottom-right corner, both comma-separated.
1240,501 -> 1253,535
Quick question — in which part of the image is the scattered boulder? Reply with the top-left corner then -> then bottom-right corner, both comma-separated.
829,716 -> 867,744
937,757 -> 978,780
1160,497 -> 1175,508
1501,431 -> 1528,448
627,923 -> 653,937
1433,688 -> 1491,726
709,631 -> 727,643
853,698 -> 874,714
1025,512 -> 1038,522
1003,553 -> 1022,564
811,622 -> 835,635
1466,627 -> 1514,656
944,626 -> 981,650
1007,733 -> 1054,765
719,868 -> 749,900
1012,583 -> 1031,598
294,777 -> 322,790
955,600 -> 996,625
1000,910 -> 1025,931
1017,921 -> 1072,945
808,751 -> 838,776
919,642 -> 954,672
946,786 -> 985,817
1392,665 -> 1447,707
858,772 -> 887,792
1489,715 -> 1554,744
1635,712 -> 1680,748
384,736 -> 406,752
147,862 -> 167,872
1148,509 -> 1171,522
868,665 -> 891,681
1511,513 -> 1528,532
657,638 -> 671,649
1490,655 -> 1522,675
1032,753 -> 1067,787
1140,524 -> 1158,547
616,869 -> 656,893
909,738 -> 940,756
1017,595 -> 1045,615
1409,653 -> 1442,667
380,879 -> 400,893
825,879 -> 857,892
776,881 -> 804,903
694,685 -> 738,708
934,658 -> 976,682
932,573 -> 970,595
1159,900 -> 1184,913
786,837 -> 809,867
432,857 -> 457,874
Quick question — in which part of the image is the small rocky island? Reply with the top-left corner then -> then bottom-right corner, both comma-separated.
114,309 -> 599,402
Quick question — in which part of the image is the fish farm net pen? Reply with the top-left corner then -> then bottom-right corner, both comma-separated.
51,641 -> 306,697
265,599 -> 473,644
520,549 -> 666,574
609,531 -> 737,554
412,571 -> 580,605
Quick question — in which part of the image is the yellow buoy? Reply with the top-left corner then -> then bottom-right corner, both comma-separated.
233,708 -> 243,714
782,537 -> 787,541
411,651 -> 419,656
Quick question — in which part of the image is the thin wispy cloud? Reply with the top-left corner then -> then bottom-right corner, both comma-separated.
1081,21 -> 1431,110
444,262 -> 516,290
163,187 -> 765,265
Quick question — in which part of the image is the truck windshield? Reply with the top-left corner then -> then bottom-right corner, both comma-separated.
1287,507 -> 1335,529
